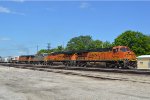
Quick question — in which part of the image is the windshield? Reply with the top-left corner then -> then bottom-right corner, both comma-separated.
120,47 -> 130,52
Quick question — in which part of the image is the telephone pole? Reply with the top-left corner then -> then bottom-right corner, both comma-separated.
47,43 -> 50,50
37,45 -> 39,53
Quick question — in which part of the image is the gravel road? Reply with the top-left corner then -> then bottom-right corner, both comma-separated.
0,65 -> 150,100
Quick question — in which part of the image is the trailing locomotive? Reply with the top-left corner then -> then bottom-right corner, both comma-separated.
7,46 -> 137,69
17,53 -> 48,65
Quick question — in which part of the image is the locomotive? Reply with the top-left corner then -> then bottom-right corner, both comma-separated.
12,46 -> 137,69
45,46 -> 137,68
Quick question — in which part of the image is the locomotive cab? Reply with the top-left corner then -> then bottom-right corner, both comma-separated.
112,46 -> 137,68
113,46 -> 136,60
113,46 -> 130,53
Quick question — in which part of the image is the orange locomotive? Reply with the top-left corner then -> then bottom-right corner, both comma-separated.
76,46 -> 136,68
18,55 -> 35,64
45,46 -> 137,68
44,52 -> 71,65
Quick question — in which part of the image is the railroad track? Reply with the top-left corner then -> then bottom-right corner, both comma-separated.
1,63 -> 150,84
1,63 -> 150,75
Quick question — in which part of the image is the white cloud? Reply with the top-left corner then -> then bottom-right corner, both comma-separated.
80,2 -> 90,9
0,37 -> 11,41
0,6 -> 25,15
18,51 -> 26,54
0,6 -> 11,13
12,11 -> 25,16
11,0 -> 25,2
15,45 -> 29,55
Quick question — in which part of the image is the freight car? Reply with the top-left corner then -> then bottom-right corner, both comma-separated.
0,56 -> 14,63
45,46 -> 137,68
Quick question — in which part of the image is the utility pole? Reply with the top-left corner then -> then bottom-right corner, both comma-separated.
62,42 -> 64,50
37,45 -> 39,53
47,43 -> 50,50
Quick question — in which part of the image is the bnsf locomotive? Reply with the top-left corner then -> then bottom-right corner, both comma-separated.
15,46 -> 136,69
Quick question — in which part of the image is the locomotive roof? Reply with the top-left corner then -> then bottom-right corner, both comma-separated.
20,55 -> 35,57
50,47 -> 112,55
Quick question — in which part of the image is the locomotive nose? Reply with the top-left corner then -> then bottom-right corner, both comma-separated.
128,51 -> 131,54
127,51 -> 136,60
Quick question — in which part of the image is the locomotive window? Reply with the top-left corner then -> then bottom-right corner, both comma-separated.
113,49 -> 116,53
126,48 -> 130,51
120,47 -> 130,52
120,48 -> 126,52
113,48 -> 118,53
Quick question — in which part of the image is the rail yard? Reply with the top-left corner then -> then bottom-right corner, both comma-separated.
1,1 -> 150,100
0,64 -> 150,100
0,45 -> 150,100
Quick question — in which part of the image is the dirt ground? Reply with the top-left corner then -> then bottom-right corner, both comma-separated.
0,66 -> 150,100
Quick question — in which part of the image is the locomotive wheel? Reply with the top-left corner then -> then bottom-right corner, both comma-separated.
82,62 -> 87,67
65,63 -> 68,66
106,63 -> 115,68
78,63 -> 81,67
50,62 -> 53,66
66,62 -> 71,66
76,62 -> 80,67
122,60 -> 130,69
63,62 -> 67,66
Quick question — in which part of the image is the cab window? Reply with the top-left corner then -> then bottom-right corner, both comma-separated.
126,48 -> 130,51
120,47 -> 130,52
113,48 -> 119,53
120,47 -> 126,52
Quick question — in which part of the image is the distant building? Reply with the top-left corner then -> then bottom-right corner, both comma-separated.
137,55 -> 150,69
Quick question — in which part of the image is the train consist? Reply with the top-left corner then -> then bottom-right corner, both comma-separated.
0,46 -> 137,69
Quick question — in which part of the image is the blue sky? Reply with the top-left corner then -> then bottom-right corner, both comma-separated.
0,1 -> 150,56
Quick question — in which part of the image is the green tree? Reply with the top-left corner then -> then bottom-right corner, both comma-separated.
57,45 -> 64,51
114,30 -> 150,56
37,45 -> 64,54
88,40 -> 103,50
37,49 -> 51,54
52,45 -> 64,52
103,41 -> 112,48
66,35 -> 93,50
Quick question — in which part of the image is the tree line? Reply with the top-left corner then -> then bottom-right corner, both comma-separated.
38,30 -> 150,56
